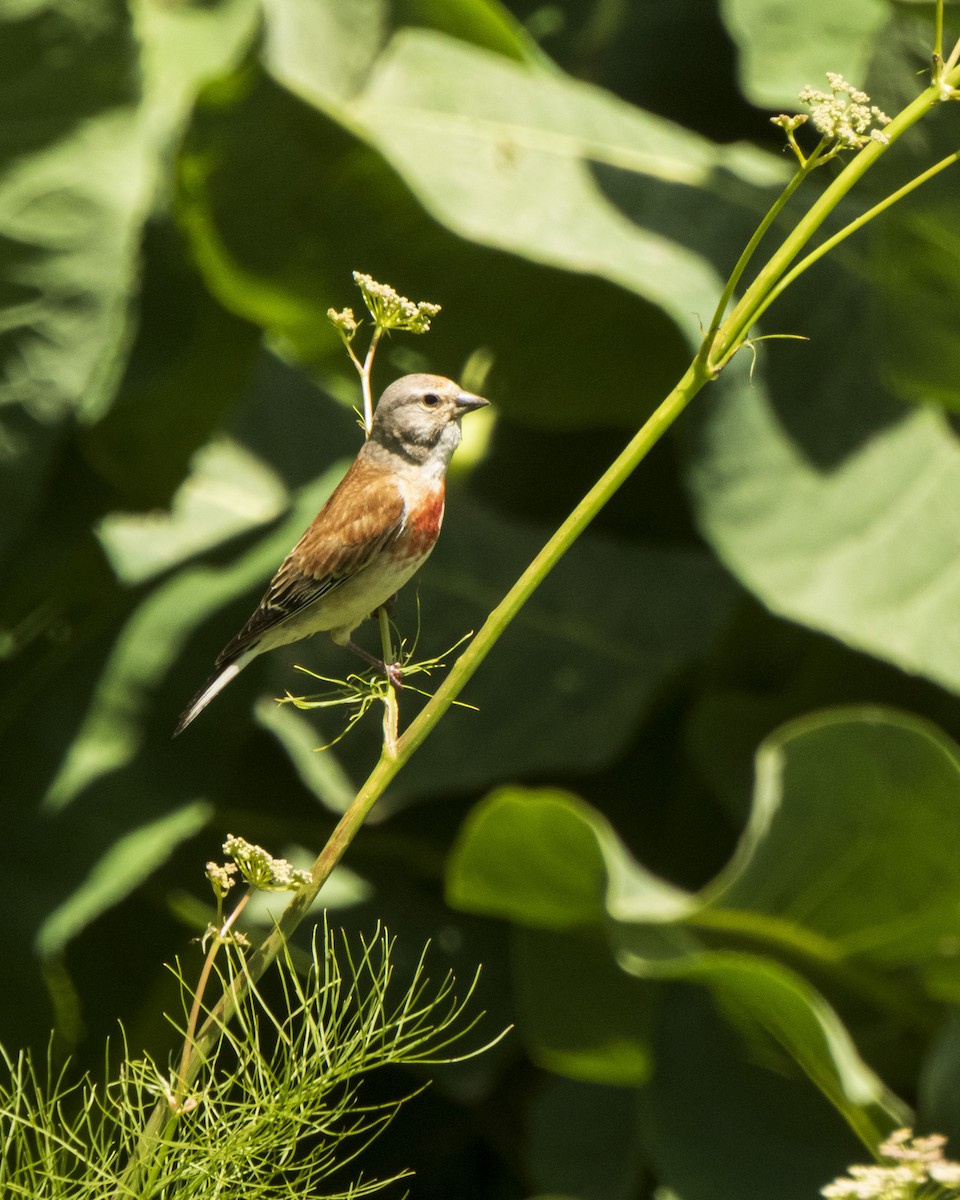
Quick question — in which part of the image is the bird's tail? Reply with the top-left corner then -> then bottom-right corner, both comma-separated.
173,652 -> 254,737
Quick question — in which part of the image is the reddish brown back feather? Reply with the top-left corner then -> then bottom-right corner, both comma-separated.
215,456 -> 406,665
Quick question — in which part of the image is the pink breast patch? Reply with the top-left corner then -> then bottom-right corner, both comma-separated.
400,485 -> 445,559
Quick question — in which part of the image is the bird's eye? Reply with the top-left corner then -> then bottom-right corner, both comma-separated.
421,392 -> 441,407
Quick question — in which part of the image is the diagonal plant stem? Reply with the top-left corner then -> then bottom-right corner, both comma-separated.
377,605 -> 399,755
711,63 -> 960,371
738,146 -> 960,338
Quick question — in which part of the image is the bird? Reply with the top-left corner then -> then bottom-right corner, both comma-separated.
173,373 -> 489,735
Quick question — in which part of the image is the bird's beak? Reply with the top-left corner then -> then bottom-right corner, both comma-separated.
454,390 -> 490,413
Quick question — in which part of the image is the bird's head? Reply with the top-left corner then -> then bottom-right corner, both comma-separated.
369,374 -> 489,469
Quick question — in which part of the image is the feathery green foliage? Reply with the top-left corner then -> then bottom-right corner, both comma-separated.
0,926 -> 488,1198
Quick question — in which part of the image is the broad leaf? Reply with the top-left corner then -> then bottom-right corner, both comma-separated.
447,707 -> 960,1124
719,0 -> 888,108
685,345 -> 960,696
642,986 -> 873,1200
36,800 -> 210,958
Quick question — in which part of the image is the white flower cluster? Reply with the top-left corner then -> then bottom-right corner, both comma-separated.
327,305 -> 359,343
352,271 -> 441,334
221,834 -> 312,893
822,1128 -> 960,1199
799,72 -> 891,149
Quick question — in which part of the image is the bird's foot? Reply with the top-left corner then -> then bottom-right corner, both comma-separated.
345,639 -> 404,690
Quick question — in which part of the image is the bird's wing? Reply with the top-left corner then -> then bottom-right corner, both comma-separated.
215,456 -> 406,665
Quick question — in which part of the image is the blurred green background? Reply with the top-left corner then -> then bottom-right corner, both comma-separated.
5,0 -> 960,1196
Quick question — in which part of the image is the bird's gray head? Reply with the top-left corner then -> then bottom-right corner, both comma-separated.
369,373 -> 489,469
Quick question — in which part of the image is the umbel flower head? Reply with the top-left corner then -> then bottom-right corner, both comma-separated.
352,271 -> 441,334
821,1127 -> 960,1198
221,834 -> 312,893
799,72 -> 891,149
327,306 -> 358,344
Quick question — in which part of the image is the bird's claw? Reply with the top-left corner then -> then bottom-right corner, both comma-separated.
386,662 -> 404,690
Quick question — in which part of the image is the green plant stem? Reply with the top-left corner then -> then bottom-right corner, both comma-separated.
711,65 -> 960,371
174,890 -> 252,1104
935,0 -> 945,61
698,143 -> 823,364
742,147 -> 960,336
361,326 -> 383,434
377,606 -> 399,756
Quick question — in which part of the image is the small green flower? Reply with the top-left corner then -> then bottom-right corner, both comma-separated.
771,113 -> 808,134
327,305 -> 359,343
222,834 -> 312,892
352,272 -> 441,334
205,860 -> 237,900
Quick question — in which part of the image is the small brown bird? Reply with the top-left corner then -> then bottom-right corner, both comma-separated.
174,373 -> 489,735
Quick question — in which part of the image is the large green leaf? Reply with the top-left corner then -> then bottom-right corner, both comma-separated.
0,0 -> 142,575
351,30 -> 782,329
179,11 -> 790,427
261,0 -> 541,113
619,947 -> 907,1141
448,788 -> 630,927
699,708 -> 960,966
448,706 -> 960,1124
0,1 -> 147,427
451,711 -> 960,976
719,0 -> 888,108
642,986 -> 870,1200
685,345 -> 960,695
176,62 -> 691,428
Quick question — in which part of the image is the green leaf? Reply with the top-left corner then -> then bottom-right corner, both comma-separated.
514,926 -> 653,1086
452,709 -> 960,974
448,708 -> 960,1133
176,63 -> 690,428
0,74 -> 151,426
447,784 -> 695,927
874,194 -> 960,412
619,948 -> 907,1141
700,707 -> 960,966
719,0 -> 888,108
180,16 -> 791,427
79,218 -> 263,506
447,789 -> 616,927
642,986 -> 873,1200
262,0 -> 542,113
352,30 -> 784,332
36,800 -> 211,957
685,341 -> 960,696
94,437 -> 288,585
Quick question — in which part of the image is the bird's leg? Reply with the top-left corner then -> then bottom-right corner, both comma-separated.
344,639 -> 404,690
